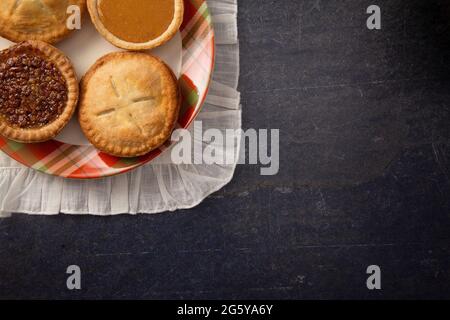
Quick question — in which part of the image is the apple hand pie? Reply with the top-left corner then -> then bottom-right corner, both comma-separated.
79,52 -> 181,157
87,0 -> 184,50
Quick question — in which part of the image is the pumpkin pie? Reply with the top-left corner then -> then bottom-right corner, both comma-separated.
79,52 -> 181,157
0,41 -> 79,142
87,0 -> 184,50
0,0 -> 86,44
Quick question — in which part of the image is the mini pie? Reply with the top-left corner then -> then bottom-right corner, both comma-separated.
0,0 -> 86,44
0,41 -> 79,143
87,0 -> 184,50
79,52 -> 181,157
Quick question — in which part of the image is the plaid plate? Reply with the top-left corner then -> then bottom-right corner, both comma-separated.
0,0 -> 215,179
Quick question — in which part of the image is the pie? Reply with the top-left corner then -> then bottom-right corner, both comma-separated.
79,52 -> 181,157
0,0 -> 86,44
87,0 -> 184,50
0,41 -> 79,143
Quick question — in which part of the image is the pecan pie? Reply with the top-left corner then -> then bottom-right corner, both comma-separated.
0,41 -> 79,142
0,0 -> 86,44
87,0 -> 184,50
79,52 -> 181,157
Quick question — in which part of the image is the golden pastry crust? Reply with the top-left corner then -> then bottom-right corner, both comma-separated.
0,0 -> 86,44
79,52 -> 181,157
0,40 -> 79,143
87,0 -> 184,51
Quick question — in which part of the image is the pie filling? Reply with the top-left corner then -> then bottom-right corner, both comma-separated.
0,46 -> 68,129
98,0 -> 175,43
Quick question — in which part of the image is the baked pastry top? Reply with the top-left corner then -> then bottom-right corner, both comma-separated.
79,52 -> 181,157
87,0 -> 184,50
0,41 -> 79,142
0,0 -> 86,44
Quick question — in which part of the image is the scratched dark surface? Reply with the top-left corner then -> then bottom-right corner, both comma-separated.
1,0 -> 450,300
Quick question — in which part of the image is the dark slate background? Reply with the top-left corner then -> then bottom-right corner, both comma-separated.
1,0 -> 450,299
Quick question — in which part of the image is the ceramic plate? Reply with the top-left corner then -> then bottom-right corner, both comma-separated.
0,0 -> 215,179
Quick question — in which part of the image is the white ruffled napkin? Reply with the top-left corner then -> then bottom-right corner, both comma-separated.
0,0 -> 241,217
